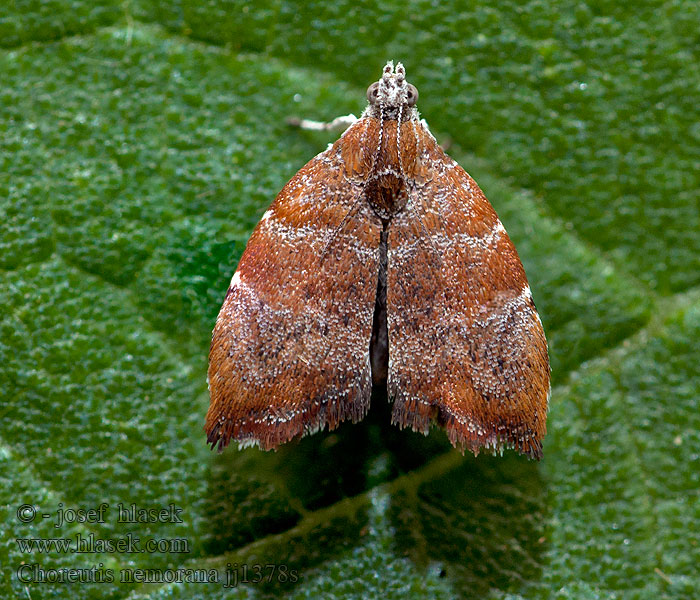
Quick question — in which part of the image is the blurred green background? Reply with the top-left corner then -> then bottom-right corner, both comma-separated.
1,1 -> 698,598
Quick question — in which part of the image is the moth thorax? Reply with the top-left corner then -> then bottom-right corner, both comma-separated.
365,176 -> 409,220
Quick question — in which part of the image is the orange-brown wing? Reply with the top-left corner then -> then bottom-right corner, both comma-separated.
387,126 -> 550,459
207,134 -> 383,451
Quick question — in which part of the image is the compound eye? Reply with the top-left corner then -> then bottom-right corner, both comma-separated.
366,82 -> 380,105
406,84 -> 418,106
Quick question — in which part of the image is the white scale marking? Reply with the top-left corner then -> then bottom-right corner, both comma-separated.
388,219 -> 508,260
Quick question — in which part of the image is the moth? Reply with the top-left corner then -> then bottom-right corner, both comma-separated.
206,62 -> 550,459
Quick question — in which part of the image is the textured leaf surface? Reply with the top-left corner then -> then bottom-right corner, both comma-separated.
1,2 -> 698,599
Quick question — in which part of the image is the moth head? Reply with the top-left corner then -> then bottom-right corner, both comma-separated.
366,61 -> 419,120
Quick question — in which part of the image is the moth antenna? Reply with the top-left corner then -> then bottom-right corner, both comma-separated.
373,104 -> 385,173
396,103 -> 405,177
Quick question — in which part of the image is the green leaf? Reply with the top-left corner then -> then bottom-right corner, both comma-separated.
1,3 -> 698,599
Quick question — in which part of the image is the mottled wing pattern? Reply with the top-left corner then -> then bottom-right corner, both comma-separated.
207,131 -> 382,451
387,125 -> 550,458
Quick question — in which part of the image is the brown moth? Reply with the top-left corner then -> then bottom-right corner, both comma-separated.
206,62 -> 550,459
